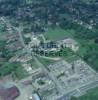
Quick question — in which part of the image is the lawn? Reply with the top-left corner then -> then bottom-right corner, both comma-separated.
44,27 -> 75,41
27,58 -> 39,69
36,56 -> 55,66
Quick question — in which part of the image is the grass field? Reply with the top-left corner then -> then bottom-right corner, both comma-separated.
27,58 -> 40,69
44,27 -> 75,41
36,56 -> 55,66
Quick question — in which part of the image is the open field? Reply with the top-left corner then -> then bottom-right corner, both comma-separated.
27,58 -> 40,69
44,27 -> 75,41
44,26 -> 98,72
36,56 -> 55,66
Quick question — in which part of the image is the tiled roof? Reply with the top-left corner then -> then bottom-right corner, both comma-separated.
0,86 -> 20,100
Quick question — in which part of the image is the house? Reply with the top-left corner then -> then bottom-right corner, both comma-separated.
32,71 -> 57,100
0,84 -> 20,100
59,38 -> 79,52
6,41 -> 23,52
17,54 -> 32,63
6,33 -> 19,43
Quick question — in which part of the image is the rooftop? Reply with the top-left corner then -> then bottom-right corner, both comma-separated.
0,85 -> 20,100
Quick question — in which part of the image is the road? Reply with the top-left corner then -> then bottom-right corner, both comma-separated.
1,17 -> 32,54
37,55 -> 61,61
33,57 -> 65,94
9,21 -> 66,94
2,17 -> 98,100
2,17 -> 66,94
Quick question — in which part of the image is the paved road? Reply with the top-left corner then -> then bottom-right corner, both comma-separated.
2,17 -> 98,100
7,20 -> 66,94
1,17 -> 31,54
34,57 -> 65,94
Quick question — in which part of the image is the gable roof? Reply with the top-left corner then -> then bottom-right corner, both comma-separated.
0,86 -> 20,100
